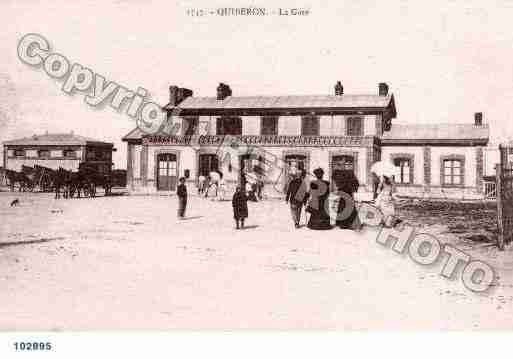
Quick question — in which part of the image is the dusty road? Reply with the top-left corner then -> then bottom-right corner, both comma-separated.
1,192 -> 512,330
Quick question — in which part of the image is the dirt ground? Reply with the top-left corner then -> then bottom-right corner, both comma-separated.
1,191 -> 513,330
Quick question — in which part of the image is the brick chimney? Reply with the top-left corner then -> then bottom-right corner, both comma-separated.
378,82 -> 389,96
474,112 -> 483,126
169,86 -> 193,106
216,83 -> 232,100
334,81 -> 344,96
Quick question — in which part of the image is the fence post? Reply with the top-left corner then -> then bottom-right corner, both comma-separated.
496,165 -> 505,251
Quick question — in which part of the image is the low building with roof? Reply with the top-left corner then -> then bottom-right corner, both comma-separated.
3,132 -> 115,173
122,82 -> 490,199
381,114 -> 489,199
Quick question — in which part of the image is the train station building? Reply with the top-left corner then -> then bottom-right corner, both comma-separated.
122,82 -> 490,199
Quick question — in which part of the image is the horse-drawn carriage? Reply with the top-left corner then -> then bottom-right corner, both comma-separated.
53,163 -> 112,199
0,165 -> 54,192
0,163 -> 112,198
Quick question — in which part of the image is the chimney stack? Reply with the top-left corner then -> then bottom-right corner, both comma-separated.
378,82 -> 389,96
474,112 -> 483,126
334,81 -> 344,96
216,83 -> 232,100
169,85 -> 193,106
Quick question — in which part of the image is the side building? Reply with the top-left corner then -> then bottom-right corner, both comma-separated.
381,112 -> 489,199
3,132 -> 116,174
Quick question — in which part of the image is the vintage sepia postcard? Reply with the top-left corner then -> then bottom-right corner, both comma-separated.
1,0 -> 512,356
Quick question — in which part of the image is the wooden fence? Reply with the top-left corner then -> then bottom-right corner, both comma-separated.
496,165 -> 513,250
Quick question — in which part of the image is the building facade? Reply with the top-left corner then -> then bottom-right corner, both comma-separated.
123,82 -> 490,200
3,132 -> 115,173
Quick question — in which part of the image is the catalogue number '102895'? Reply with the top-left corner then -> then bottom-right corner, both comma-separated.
14,342 -> 52,351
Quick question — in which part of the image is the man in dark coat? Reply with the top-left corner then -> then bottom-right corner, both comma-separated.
232,186 -> 248,229
285,170 -> 308,228
177,177 -> 187,219
306,168 -> 332,230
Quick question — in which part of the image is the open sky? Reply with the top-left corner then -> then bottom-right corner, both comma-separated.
1,0 -> 513,168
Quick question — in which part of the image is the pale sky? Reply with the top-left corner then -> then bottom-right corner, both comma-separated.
1,0 -> 513,168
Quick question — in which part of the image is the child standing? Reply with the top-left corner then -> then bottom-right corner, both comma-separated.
177,177 -> 187,219
232,186 -> 248,229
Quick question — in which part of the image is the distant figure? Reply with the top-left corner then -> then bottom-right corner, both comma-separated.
177,177 -> 187,219
306,168 -> 332,230
232,186 -> 248,229
256,178 -> 264,200
371,172 -> 380,200
10,198 -> 19,207
217,177 -> 227,201
204,176 -> 211,197
198,175 -> 206,195
285,170 -> 308,228
247,181 -> 258,202
376,175 -> 396,227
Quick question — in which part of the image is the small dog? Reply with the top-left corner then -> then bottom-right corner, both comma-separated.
10,198 -> 19,207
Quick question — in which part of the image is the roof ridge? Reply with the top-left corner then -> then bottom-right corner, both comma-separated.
186,93 -> 388,99
393,123 -> 489,126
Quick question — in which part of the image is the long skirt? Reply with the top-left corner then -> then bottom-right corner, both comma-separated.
177,197 -> 187,218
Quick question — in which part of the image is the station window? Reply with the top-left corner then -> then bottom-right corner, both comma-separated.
216,117 -> 242,135
443,158 -> 464,186
261,116 -> 278,135
38,149 -> 50,158
393,158 -> 412,184
14,149 -> 25,157
63,150 -> 76,158
346,117 -> 363,136
301,116 -> 319,136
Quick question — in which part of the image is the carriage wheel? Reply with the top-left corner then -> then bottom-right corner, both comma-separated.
83,185 -> 90,198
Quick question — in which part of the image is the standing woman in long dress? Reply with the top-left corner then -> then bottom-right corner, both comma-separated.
306,168 -> 332,230
375,175 -> 396,227
334,169 -> 360,229
232,186 -> 248,229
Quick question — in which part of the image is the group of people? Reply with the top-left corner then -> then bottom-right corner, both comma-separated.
197,173 -> 228,200
176,167 -> 398,229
